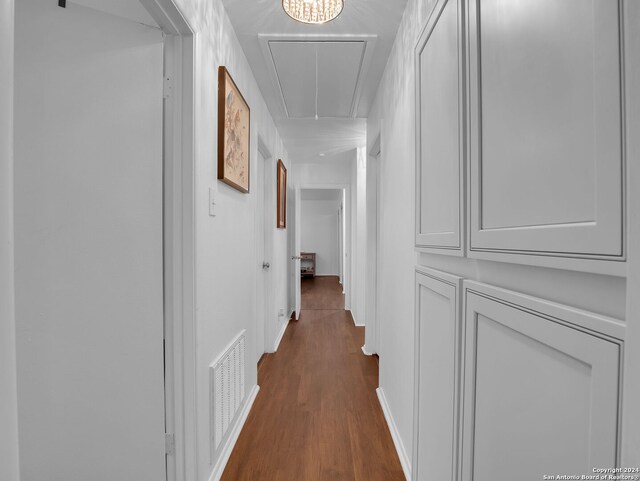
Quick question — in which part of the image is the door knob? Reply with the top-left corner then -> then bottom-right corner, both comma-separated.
262,262 -> 270,270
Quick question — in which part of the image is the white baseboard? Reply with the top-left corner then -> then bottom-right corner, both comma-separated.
349,310 -> 365,327
272,318 -> 289,352
208,385 -> 260,481
361,345 -> 374,356
376,387 -> 411,480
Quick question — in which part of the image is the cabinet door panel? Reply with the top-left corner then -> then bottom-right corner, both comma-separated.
415,0 -> 464,253
468,0 -> 624,261
413,268 -> 462,481
462,283 -> 622,481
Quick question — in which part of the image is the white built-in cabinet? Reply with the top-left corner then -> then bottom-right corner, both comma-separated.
413,268 -> 462,481
413,274 -> 624,481
467,0 -> 625,270
461,283 -> 622,481
413,0 -> 629,479
415,0 -> 626,273
415,0 -> 464,254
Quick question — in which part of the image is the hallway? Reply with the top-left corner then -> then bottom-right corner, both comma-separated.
2,1 -> 640,481
221,277 -> 404,481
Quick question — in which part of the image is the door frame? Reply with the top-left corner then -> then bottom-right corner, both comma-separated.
256,136 -> 273,357
139,2 -> 196,481
363,134 -> 381,355
1,1 -> 19,480
297,183 -> 352,310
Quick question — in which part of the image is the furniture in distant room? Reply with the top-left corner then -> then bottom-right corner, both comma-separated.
300,252 -> 316,278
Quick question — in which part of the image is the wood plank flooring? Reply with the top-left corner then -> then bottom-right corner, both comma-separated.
301,276 -> 345,310
220,276 -> 405,481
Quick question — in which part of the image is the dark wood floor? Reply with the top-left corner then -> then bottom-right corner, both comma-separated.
220,276 -> 405,481
301,275 -> 345,310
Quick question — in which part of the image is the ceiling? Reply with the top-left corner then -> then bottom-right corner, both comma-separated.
70,0 -> 158,27
221,0 -> 408,162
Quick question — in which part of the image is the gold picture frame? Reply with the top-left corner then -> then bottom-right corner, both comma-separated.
218,66 -> 250,193
277,159 -> 287,228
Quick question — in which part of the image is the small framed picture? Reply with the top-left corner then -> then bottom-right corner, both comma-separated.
218,66 -> 250,193
277,159 -> 287,228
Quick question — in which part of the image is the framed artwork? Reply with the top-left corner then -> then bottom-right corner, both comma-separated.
277,159 -> 287,228
218,66 -> 250,193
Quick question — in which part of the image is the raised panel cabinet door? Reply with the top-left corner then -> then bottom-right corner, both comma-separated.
415,0 -> 465,253
467,0 -> 624,262
461,282 -> 623,481
413,268 -> 462,481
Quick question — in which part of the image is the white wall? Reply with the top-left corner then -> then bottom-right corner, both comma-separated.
0,1 -> 20,480
367,0 -> 631,470
301,199 -> 341,276
14,3 -> 167,479
167,0 -> 291,478
366,0 -> 435,453
294,154 -> 353,185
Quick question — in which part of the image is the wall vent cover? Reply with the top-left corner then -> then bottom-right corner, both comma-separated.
210,330 -> 246,457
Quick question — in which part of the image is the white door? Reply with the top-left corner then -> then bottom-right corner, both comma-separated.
14,1 -> 166,479
338,203 -> 344,285
256,151 -> 273,355
294,187 -> 302,316
287,183 -> 299,318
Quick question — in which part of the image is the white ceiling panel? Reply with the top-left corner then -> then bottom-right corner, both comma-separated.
269,42 -> 318,118
317,42 -> 365,117
269,42 -> 316,118
263,36 -> 375,119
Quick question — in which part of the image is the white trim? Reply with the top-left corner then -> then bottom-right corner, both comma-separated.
622,0 -> 640,464
349,309 -> 364,327
463,280 -> 625,340
467,248 -> 626,277
0,1 -> 19,479
376,388 -> 411,480
365,129 -> 382,356
208,385 -> 260,481
272,317 -> 290,352
361,345 -> 373,356
139,2 -> 197,481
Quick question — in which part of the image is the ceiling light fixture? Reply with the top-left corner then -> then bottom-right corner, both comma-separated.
282,0 -> 344,24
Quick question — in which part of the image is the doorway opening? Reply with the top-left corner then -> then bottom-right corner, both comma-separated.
299,188 -> 347,310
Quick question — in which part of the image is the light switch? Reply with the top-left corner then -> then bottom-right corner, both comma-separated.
209,188 -> 217,217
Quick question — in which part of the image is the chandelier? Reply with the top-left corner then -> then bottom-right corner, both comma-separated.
282,0 -> 344,24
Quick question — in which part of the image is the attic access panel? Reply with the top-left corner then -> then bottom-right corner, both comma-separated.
267,39 -> 369,118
